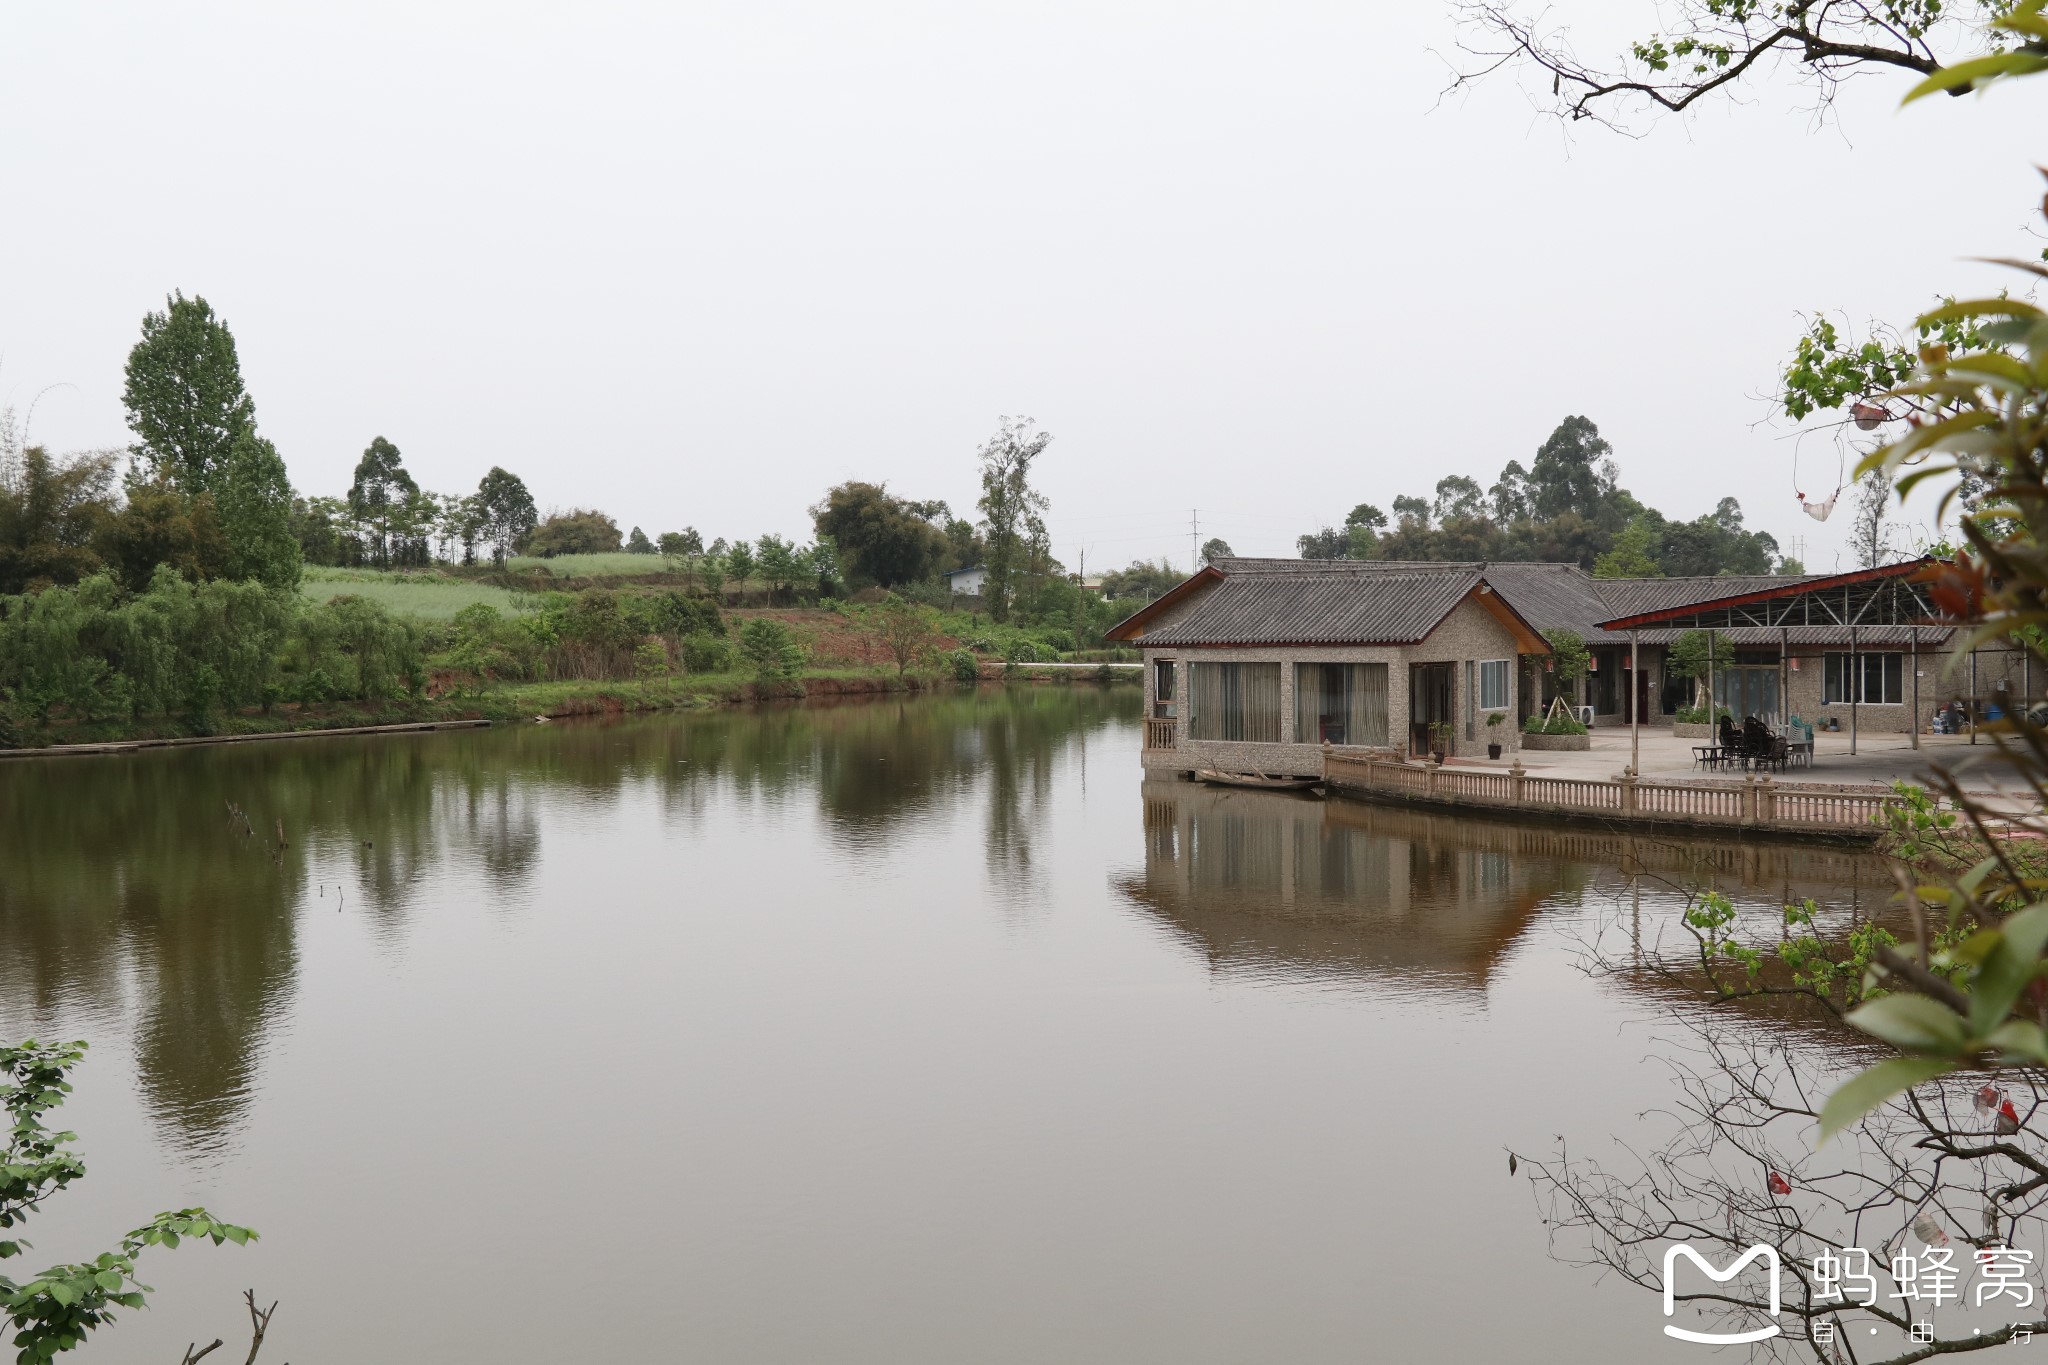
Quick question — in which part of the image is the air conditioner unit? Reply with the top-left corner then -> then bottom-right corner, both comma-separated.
1576,706 -> 1596,727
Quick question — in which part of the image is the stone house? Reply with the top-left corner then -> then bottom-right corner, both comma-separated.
1105,560 -> 1550,778
1111,557 -> 2030,774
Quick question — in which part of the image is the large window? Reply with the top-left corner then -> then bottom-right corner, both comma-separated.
1823,652 -> 1905,705
1189,662 -> 1282,742
1478,659 -> 1511,711
1293,663 -> 1389,746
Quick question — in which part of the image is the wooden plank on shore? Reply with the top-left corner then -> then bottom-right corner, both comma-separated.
0,718 -> 492,761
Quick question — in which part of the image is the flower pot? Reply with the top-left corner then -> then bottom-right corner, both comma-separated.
1431,749 -> 1446,765
1487,743 -> 1502,760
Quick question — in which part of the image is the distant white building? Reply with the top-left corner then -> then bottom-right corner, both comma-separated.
945,565 -> 988,595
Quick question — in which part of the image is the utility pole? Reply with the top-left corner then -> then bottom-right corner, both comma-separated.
1190,509 -> 1199,574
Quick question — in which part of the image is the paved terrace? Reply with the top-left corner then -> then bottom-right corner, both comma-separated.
1447,730 -> 2040,806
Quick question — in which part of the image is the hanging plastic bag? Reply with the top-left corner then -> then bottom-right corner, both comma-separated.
1767,1171 -> 1792,1196
1911,1211 -> 1951,1248
1998,1099 -> 2021,1136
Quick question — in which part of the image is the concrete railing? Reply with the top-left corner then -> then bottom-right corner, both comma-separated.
1322,753 -> 1901,838
1144,717 -> 1178,751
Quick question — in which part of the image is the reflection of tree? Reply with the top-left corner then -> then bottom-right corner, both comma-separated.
1520,891 -> 2048,1360
0,733 -> 547,1155
0,688 -> 1132,1155
1526,1014 -> 2048,1359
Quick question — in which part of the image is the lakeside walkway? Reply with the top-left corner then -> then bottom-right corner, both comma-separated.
1482,730 -> 2021,796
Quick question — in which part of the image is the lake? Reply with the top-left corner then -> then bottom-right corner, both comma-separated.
0,687 -> 1892,1362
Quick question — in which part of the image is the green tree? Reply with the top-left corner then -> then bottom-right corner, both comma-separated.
522,508 -> 620,558
0,449 -> 119,595
810,481 -> 950,587
1527,415 -> 1613,520
474,467 -> 538,565
122,292 -> 256,496
861,598 -> 942,676
1296,527 -> 1349,559
974,416 -> 1052,623
738,617 -> 804,681
658,528 -> 703,559
97,484 -> 230,592
755,535 -> 806,601
1099,559 -> 1182,603
289,495 -> 346,568
1198,537 -> 1233,565
626,526 -> 654,554
1591,519 -> 1662,578
215,431 -> 301,589
346,437 -> 416,569
722,538 -> 756,587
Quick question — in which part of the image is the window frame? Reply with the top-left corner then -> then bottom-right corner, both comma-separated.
1822,651 -> 1905,705
1478,658 -> 1511,712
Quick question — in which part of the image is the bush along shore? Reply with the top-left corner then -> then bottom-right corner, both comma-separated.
0,573 -> 1135,751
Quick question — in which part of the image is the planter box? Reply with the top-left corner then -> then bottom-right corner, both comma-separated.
1672,722 -> 1713,738
1521,732 -> 1591,751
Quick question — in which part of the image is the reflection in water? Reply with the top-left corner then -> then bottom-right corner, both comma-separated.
0,688 -> 1923,1364
0,687 -> 1129,1156
1116,779 -> 1897,993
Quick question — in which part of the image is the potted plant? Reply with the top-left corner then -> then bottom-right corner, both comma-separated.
1430,720 -> 1454,763
1484,710 -> 1506,760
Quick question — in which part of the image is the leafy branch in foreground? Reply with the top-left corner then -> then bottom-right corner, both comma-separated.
1448,0 -> 2039,131
0,1040 -> 255,1363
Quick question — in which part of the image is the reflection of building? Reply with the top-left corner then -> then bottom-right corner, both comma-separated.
1115,780 -> 1895,992
1117,781 -> 1570,989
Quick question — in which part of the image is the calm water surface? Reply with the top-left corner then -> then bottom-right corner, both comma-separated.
0,688 -> 1890,1361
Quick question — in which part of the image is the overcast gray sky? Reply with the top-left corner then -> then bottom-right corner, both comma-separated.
3,2 -> 2042,574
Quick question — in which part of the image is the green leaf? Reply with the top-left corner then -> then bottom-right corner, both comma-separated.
1903,51 -> 2048,103
1988,1020 -> 2048,1064
1847,993 -> 1970,1053
1819,1057 -> 1957,1144
89,1271 -> 120,1293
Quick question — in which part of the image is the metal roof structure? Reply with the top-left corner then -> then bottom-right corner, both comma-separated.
1594,559 -> 1945,633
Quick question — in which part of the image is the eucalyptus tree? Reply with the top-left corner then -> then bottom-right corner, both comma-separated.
975,416 -> 1052,622
474,467 -> 538,566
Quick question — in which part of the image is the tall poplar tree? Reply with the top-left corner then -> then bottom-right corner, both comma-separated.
122,292 -> 256,496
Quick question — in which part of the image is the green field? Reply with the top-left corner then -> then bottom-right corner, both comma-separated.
503,551 -> 670,577
299,567 -> 533,621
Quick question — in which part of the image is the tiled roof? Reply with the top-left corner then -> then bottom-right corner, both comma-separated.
1139,559 -> 1960,650
1139,567 -> 1484,646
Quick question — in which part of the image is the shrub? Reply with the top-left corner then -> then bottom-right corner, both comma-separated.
634,638 -> 670,678
682,633 -> 731,673
951,648 -> 979,682
1675,704 -> 1733,725
1040,628 -> 1077,654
